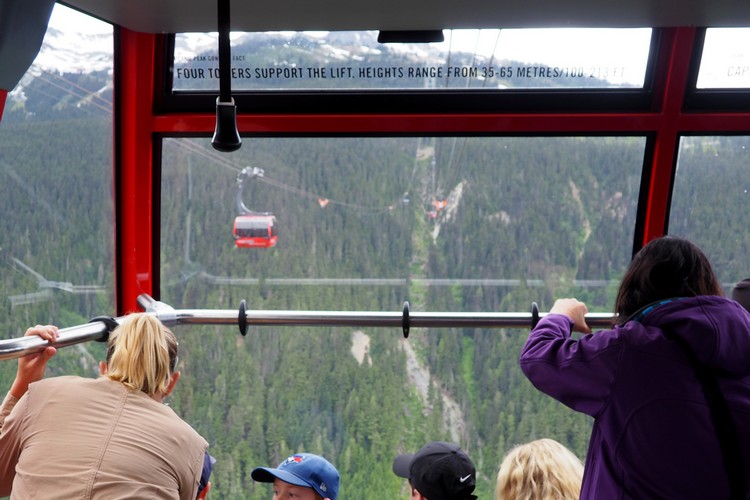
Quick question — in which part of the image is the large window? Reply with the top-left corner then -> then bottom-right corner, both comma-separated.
160,135 -> 644,312
0,5 -> 113,370
670,136 -> 750,287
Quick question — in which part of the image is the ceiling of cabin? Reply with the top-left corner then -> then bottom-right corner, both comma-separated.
60,0 -> 750,34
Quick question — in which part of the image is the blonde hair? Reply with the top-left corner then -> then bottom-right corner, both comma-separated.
105,313 -> 178,396
496,439 -> 584,500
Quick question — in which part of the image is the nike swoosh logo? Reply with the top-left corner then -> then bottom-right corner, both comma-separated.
460,474 -> 472,483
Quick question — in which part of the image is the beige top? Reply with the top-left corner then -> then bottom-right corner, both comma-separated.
0,376 -> 208,499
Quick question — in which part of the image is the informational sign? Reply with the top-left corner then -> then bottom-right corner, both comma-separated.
174,61 -> 628,84
172,29 -> 651,91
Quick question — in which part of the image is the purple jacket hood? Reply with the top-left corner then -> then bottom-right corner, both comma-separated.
633,295 -> 750,377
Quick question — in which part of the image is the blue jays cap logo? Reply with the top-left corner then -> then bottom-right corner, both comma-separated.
281,454 -> 306,467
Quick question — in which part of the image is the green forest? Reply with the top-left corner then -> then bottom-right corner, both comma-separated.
2,41 -> 750,499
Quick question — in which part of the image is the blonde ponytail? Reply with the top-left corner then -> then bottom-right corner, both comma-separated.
105,313 -> 178,396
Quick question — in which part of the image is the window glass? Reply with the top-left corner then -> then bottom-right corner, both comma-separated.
0,4 -> 113,368
160,135 -> 645,496
671,136 -> 750,286
697,28 -> 750,89
173,28 -> 651,91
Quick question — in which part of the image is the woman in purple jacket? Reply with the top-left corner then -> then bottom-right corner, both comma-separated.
520,235 -> 750,499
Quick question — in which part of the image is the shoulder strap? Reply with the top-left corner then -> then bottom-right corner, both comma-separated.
665,331 -> 745,499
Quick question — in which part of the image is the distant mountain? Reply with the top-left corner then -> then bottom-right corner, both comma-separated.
35,26 -> 113,74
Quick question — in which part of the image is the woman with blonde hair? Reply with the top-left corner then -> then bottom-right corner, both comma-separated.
496,438 -> 583,500
0,313 -> 210,499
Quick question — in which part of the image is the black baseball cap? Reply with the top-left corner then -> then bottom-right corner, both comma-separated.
392,441 -> 477,500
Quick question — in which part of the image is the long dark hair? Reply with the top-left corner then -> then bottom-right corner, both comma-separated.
614,236 -> 723,325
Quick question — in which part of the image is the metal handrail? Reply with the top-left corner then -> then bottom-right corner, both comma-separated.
0,294 -> 615,361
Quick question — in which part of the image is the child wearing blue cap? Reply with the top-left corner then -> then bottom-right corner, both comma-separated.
251,453 -> 339,500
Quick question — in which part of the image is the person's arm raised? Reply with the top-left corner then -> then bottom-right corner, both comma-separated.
8,325 -> 58,399
1,325 -> 58,435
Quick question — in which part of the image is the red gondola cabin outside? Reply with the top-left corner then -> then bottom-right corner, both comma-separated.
233,214 -> 278,248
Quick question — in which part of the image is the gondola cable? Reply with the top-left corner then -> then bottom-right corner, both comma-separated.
22,63 -> 412,216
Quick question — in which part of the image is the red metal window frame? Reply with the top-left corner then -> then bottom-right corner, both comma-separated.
113,26 -> 750,313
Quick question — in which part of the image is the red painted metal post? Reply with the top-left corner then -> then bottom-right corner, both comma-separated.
641,27 -> 696,244
0,89 -> 6,123
113,28 -> 158,314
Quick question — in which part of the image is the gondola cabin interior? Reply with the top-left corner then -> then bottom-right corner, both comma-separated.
2,0 -> 750,496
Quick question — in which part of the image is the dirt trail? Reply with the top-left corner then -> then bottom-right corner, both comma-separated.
350,330 -> 372,366
399,338 -> 465,442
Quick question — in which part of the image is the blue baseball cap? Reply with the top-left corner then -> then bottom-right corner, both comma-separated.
251,453 -> 339,500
